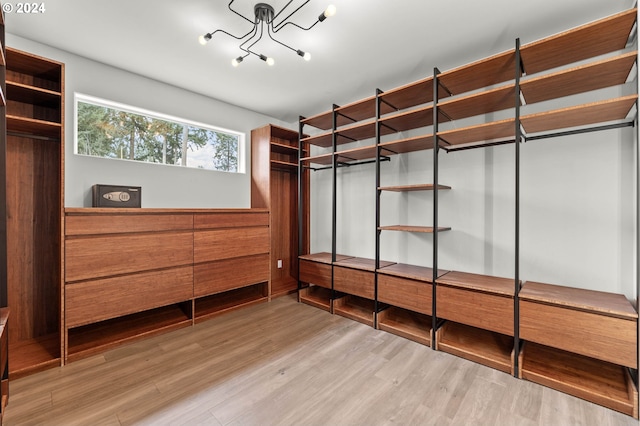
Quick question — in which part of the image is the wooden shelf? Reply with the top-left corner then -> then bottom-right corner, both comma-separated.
334,256 -> 395,272
519,281 -> 638,319
436,321 -> 514,374
336,145 -> 377,163
299,285 -> 332,312
520,95 -> 637,135
300,153 -> 333,166
438,84 -> 515,120
379,134 -> 435,154
380,76 -> 434,111
333,295 -> 375,327
270,141 -> 299,155
194,283 -> 268,323
379,105 -> 434,133
438,117 -> 515,149
10,334 -> 60,379
6,80 -> 61,104
519,342 -> 638,419
337,95 -> 397,124
438,49 -> 516,96
379,225 -> 451,233
300,252 -> 354,265
379,183 -> 451,192
437,270 -> 515,297
520,51 -> 637,104
67,304 -> 192,362
7,114 -> 62,139
270,160 -> 297,171
377,306 -> 432,346
520,8 -> 637,75
378,263 -> 448,282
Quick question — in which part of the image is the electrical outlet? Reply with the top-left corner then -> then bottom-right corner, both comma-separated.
277,259 -> 283,269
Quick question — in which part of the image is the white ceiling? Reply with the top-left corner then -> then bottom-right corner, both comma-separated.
5,0 -> 636,123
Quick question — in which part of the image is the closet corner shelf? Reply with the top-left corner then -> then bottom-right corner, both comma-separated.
7,114 -> 62,139
436,271 -> 515,297
519,342 -> 638,419
270,160 -> 298,171
379,225 -> 451,233
377,307 -> 432,346
10,334 -> 60,379
379,184 -> 451,192
270,141 -> 299,155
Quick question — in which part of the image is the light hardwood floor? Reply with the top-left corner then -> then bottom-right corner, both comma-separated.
4,295 -> 637,425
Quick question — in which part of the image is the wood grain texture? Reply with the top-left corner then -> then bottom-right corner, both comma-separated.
65,266 -> 194,328
520,8 -> 637,74
437,285 -> 514,336
437,270 -> 515,296
438,84 -> 515,121
65,231 -> 193,282
250,125 -> 272,209
65,213 -> 193,236
438,118 -> 515,147
193,227 -> 269,263
334,266 -> 375,299
299,285 -> 332,312
520,341 -> 638,418
194,283 -> 267,323
299,259 -> 332,288
194,254 -> 269,298
334,257 -> 395,272
4,296 -> 638,425
379,183 -> 451,192
378,273 -> 432,315
436,321 -> 514,374
193,212 -> 268,229
9,334 -> 60,379
520,51 -> 637,104
336,145 -> 377,163
380,76 -> 434,111
377,306 -> 431,346
333,295 -> 375,327
438,49 -> 516,95
379,105 -> 434,133
519,300 -> 637,368
336,95 -> 397,124
299,252 -> 353,264
6,135 -> 61,343
378,134 -> 435,154
378,263 -> 448,282
519,281 -> 638,319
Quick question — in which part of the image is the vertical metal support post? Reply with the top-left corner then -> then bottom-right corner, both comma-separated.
374,89 -> 383,327
514,38 -> 522,377
432,68 -> 440,347
331,105 -> 338,299
297,116 -> 305,294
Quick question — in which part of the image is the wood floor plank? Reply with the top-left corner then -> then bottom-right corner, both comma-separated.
4,296 -> 638,426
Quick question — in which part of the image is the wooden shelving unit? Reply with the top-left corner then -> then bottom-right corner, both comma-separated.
252,125 -> 308,297
0,9 -> 7,421
194,283 -> 268,323
5,47 -> 63,379
297,7 -> 639,417
298,252 -> 354,312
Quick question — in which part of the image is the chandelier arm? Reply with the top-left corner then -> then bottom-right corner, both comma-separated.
273,19 -> 320,33
227,0 -> 255,25
271,0 -> 295,23
267,25 -> 297,53
239,25 -> 262,53
210,25 -> 257,41
273,0 -> 312,30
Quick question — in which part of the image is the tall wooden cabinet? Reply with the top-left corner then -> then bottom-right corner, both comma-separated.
251,124 -> 308,297
5,47 -> 63,378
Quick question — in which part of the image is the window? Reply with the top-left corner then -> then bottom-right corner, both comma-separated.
75,94 -> 244,173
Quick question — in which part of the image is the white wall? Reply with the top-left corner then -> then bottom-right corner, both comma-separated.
308,87 -> 638,302
6,34 -> 291,208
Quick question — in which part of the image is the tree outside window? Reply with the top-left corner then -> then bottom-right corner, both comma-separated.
76,97 -> 241,172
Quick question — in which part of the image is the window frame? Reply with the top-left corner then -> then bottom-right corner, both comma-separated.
74,93 -> 246,173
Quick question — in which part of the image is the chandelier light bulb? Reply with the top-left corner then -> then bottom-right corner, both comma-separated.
232,56 -> 243,67
198,33 -> 212,45
266,57 -> 275,66
297,50 -> 311,61
325,5 -> 336,17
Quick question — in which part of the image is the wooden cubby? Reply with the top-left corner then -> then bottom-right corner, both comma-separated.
194,282 -> 268,323
297,6 -> 638,417
5,47 -> 63,379
251,124 -> 309,297
519,281 -> 638,417
435,271 -> 515,373
298,252 -> 354,312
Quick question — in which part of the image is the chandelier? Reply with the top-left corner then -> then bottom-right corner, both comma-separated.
199,1 -> 336,67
